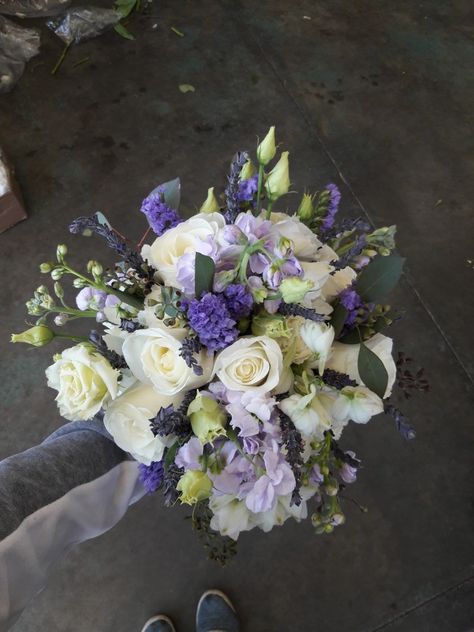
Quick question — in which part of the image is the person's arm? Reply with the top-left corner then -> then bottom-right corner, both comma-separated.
0,418 -> 145,631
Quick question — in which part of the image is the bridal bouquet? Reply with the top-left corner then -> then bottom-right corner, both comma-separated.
12,128 -> 426,562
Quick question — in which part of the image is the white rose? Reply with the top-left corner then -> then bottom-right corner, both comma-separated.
104,383 -> 181,464
122,322 -> 213,396
321,266 -> 357,302
325,333 -> 396,397
299,321 -> 335,374
278,386 -> 332,439
213,335 -> 284,393
141,212 -> 225,288
331,385 -> 383,424
271,213 -> 323,260
46,344 -> 119,421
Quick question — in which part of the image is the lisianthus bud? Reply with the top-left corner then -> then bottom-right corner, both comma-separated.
256,126 -> 276,165
265,151 -> 290,201
239,158 -> 256,181
187,392 -> 227,444
297,193 -> 314,222
177,470 -> 212,505
279,277 -> 313,303
251,313 -> 288,339
200,187 -> 220,213
11,325 -> 55,347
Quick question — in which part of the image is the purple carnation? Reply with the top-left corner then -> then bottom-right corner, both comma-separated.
187,292 -> 238,351
138,460 -> 164,494
237,175 -> 259,203
223,283 -> 253,320
321,183 -> 341,232
140,189 -> 181,236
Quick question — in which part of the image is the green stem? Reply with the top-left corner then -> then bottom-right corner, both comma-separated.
51,42 -> 71,75
265,199 -> 274,220
255,163 -> 265,215
54,333 -> 89,343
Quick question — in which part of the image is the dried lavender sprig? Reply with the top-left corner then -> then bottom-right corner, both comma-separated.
88,330 -> 127,369
280,411 -> 305,506
179,336 -> 204,376
333,233 -> 367,270
120,318 -> 144,333
224,151 -> 249,224
162,464 -> 184,506
322,369 -> 358,390
278,302 -> 325,322
330,438 -> 361,469
150,404 -> 192,438
384,403 -> 416,440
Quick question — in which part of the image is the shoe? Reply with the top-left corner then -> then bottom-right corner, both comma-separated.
140,614 -> 176,632
196,589 -> 239,632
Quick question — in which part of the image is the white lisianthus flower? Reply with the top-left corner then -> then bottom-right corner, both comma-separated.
332,386 -> 384,424
209,494 -> 254,540
141,212 -> 225,288
213,335 -> 284,394
300,321 -> 335,374
278,385 -> 332,439
325,333 -> 396,398
122,322 -> 213,396
271,213 -> 323,260
103,383 -> 181,464
46,344 -> 119,421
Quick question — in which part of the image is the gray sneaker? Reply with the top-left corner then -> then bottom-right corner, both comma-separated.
196,590 -> 239,632
140,614 -> 176,632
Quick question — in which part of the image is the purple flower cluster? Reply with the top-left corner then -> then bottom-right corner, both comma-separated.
339,284 -> 363,327
237,175 -> 259,203
140,189 -> 182,236
187,292 -> 239,352
138,460 -> 164,494
321,183 -> 341,232
223,283 -> 253,320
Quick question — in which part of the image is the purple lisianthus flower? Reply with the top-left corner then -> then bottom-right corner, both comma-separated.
187,292 -> 238,352
321,183 -> 341,232
237,175 -> 259,203
223,283 -> 253,320
140,189 -> 182,236
138,460 -> 164,494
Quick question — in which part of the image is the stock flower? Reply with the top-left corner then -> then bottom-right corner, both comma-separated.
209,494 -> 253,540
299,321 -> 335,374
265,151 -> 290,201
187,392 -> 227,444
245,449 -> 295,513
213,336 -> 284,393
177,470 -> 213,505
332,386 -> 383,424
11,325 -> 55,347
122,322 -> 213,395
256,126 -> 276,165
46,344 -> 119,421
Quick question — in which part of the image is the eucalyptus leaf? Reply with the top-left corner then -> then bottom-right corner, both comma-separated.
330,302 -> 348,339
149,177 -> 181,211
356,254 -> 405,302
357,343 -> 388,398
114,23 -> 135,39
195,253 -> 215,298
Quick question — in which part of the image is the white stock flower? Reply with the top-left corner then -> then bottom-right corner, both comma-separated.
141,212 -> 225,288
331,386 -> 383,424
209,494 -> 254,540
104,383 -> 180,464
45,344 -> 119,421
122,322 -> 213,396
299,321 -> 335,374
325,333 -> 396,398
213,335 -> 284,394
278,385 -> 332,439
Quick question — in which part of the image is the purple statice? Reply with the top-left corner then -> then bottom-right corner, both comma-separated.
223,283 -> 253,320
140,189 -> 182,236
339,284 -> 363,327
187,292 -> 238,352
138,460 -> 164,494
237,175 -> 259,203
321,183 -> 341,232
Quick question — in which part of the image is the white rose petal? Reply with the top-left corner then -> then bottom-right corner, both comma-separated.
46,344 -> 119,421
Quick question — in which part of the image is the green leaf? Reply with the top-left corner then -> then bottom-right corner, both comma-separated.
164,441 -> 180,471
114,23 -> 135,40
179,83 -> 195,93
357,342 -> 388,398
330,302 -> 348,339
356,254 -> 405,302
195,253 -> 215,298
115,0 -> 137,17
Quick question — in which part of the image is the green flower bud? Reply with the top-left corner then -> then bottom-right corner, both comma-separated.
251,313 -> 288,339
250,284 -> 268,304
279,277 -> 314,303
73,278 -> 86,288
187,392 -> 227,445
36,285 -> 49,295
91,263 -> 103,278
11,325 -> 55,347
53,282 -> 64,298
199,187 -> 220,213
56,244 -> 67,261
239,158 -> 256,181
54,313 -> 69,326
256,126 -> 276,165
176,470 -> 212,505
26,300 -> 42,315
264,151 -> 290,201
51,268 -> 64,281
40,262 -> 54,274
297,193 -> 314,222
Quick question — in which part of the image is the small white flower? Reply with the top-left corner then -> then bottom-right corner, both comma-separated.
331,385 -> 383,424
299,321 -> 335,374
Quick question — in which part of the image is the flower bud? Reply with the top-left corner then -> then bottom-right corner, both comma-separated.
11,325 -> 55,347
265,151 -> 290,201
51,268 -> 64,281
26,300 -> 42,315
54,313 -> 69,326
251,313 -> 288,339
297,193 -> 314,222
213,269 -> 238,293
240,159 -> 256,181
40,262 -> 54,274
73,278 -> 87,289
279,277 -> 313,303
187,392 -> 227,444
257,126 -> 276,165
54,282 -> 64,298
199,187 -> 220,213
176,470 -> 212,505
56,244 -> 67,261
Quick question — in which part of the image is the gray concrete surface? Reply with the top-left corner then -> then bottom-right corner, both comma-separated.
0,1 -> 473,630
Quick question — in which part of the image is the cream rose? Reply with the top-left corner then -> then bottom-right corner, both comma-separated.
122,322 -> 213,395
104,383 -> 181,464
213,335 -> 284,393
46,344 -> 119,421
141,212 -> 225,288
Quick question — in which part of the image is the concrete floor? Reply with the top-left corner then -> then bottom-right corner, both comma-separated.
1,1 -> 473,630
